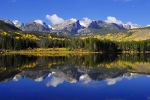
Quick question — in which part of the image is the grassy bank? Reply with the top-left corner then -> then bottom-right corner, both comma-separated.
2,48 -> 101,56
2,48 -> 150,56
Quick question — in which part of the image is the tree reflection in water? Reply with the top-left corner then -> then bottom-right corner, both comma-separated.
0,53 -> 150,87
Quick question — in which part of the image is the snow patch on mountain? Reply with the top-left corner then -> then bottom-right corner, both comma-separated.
0,19 -> 14,25
13,74 -> 23,81
50,18 -> 82,33
34,77 -> 44,82
46,77 -> 64,87
106,73 -> 139,85
105,16 -> 143,29
33,20 -> 45,25
13,20 -> 24,28
123,22 -> 143,29
70,18 -> 77,22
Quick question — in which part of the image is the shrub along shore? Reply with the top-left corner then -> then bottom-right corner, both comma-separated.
2,48 -> 102,55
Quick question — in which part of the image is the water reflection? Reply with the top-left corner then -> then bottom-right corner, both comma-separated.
0,54 -> 150,87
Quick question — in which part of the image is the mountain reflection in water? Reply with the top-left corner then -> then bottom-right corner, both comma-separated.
0,54 -> 150,87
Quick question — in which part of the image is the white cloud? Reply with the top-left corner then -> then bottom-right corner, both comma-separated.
105,16 -> 123,25
80,17 -> 92,28
46,14 -> 64,25
147,25 -> 150,27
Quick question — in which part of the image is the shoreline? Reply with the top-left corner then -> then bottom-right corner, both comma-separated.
1,48 -> 150,56
1,48 -> 102,56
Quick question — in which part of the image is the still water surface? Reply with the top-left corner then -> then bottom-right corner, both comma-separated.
0,54 -> 150,100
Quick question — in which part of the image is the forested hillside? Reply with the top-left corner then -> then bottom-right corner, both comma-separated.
1,21 -> 150,53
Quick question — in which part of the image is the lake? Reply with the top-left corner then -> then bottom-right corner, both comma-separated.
0,54 -> 150,100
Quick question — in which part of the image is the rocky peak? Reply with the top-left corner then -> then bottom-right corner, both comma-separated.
0,19 -> 14,25
12,20 -> 24,28
21,20 -> 51,32
50,19 -> 82,34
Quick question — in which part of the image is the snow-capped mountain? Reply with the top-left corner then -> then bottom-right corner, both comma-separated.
50,18 -> 82,34
0,64 -> 140,87
88,20 -> 125,30
0,19 -> 51,32
12,20 -> 24,28
0,19 -> 21,31
0,18 -> 144,35
78,20 -> 126,35
123,23 -> 144,29
0,19 -> 14,25
21,20 -> 51,32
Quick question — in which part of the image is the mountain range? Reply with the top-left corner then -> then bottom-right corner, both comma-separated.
0,18 -> 144,36
0,65 -> 140,87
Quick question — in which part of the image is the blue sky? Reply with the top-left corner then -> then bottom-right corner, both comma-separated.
0,0 -> 149,26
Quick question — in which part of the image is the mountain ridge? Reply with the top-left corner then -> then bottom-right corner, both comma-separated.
0,18 -> 144,35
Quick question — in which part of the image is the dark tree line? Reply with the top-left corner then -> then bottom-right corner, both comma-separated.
0,35 -> 37,50
1,34 -> 150,53
118,40 -> 150,52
